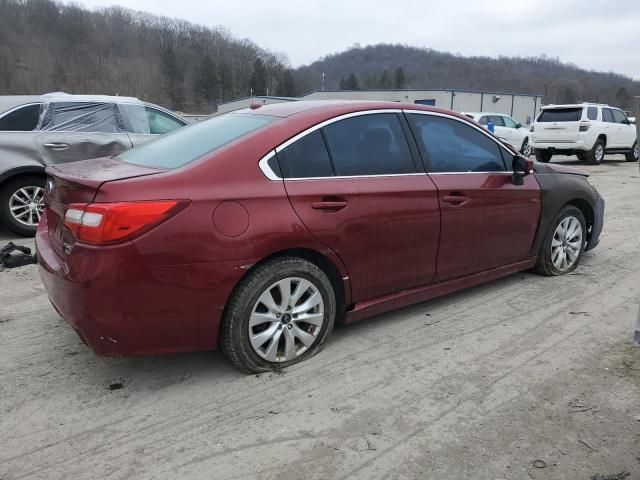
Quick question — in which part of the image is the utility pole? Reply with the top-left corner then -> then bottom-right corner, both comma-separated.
322,72 -> 325,92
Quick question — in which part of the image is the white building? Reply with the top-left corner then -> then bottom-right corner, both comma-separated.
217,89 -> 543,125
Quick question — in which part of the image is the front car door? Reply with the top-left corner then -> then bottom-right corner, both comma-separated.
611,109 -> 636,148
502,115 -> 527,150
35,101 -> 133,165
278,110 -> 441,302
406,111 -> 541,281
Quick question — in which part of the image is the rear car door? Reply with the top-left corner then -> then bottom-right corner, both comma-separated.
602,108 -> 618,147
407,111 -> 541,281
35,102 -> 133,165
279,110 -> 441,302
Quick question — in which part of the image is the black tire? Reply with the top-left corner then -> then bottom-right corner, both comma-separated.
520,138 -> 532,157
586,138 -> 605,165
534,148 -> 552,163
0,175 -> 45,237
576,152 -> 587,161
221,257 -> 336,373
624,141 -> 638,162
534,205 -> 586,276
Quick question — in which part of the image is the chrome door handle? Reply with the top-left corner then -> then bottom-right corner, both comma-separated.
43,142 -> 69,151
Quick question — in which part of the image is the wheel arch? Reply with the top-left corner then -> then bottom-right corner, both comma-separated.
0,166 -> 46,187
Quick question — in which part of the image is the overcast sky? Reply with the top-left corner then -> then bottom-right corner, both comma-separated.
71,0 -> 640,79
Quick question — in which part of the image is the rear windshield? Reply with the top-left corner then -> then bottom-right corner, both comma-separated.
118,113 -> 276,168
538,108 -> 583,122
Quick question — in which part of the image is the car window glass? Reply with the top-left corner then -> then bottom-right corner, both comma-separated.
0,104 -> 42,131
409,114 -> 506,173
538,108 -> 583,122
278,130 -> 333,178
146,107 -> 185,134
322,113 -> 415,176
587,107 -> 598,120
39,102 -> 120,133
119,113 -> 275,169
611,109 -> 628,124
602,109 -> 614,123
478,116 -> 489,125
488,115 -> 506,127
502,116 -> 518,128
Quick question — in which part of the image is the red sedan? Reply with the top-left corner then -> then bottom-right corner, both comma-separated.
36,101 -> 604,373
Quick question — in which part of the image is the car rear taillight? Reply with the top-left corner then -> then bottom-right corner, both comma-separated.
579,121 -> 591,132
64,200 -> 188,245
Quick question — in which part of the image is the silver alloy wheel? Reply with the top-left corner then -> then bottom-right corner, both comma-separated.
522,139 -> 532,157
249,277 -> 324,362
9,186 -> 44,226
634,143 -> 639,160
551,216 -> 583,272
595,143 -> 604,162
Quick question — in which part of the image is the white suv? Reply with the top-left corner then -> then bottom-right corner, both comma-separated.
531,103 -> 638,164
463,112 -> 532,156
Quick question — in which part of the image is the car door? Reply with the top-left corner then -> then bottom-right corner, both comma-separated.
35,101 -> 133,165
406,111 -> 541,281
611,109 -> 636,148
279,110 -> 441,302
602,108 -> 620,147
502,115 -> 526,149
126,106 -> 187,147
0,103 -> 44,170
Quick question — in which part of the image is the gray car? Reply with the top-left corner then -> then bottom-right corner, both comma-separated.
0,93 -> 187,236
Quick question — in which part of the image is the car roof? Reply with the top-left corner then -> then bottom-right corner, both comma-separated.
463,112 -> 510,117
542,103 -> 612,110
233,99 -> 465,120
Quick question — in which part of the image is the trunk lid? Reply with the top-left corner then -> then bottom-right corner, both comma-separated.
44,156 -> 164,256
533,107 -> 583,143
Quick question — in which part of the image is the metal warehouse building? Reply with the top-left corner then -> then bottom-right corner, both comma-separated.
217,89 -> 543,125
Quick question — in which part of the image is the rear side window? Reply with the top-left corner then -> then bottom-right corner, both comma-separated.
587,107 -> 598,120
602,109 -> 614,123
278,130 -> 334,178
538,108 -> 583,122
0,104 -> 42,131
119,113 -> 276,169
39,102 -> 120,132
322,113 -> 415,176
409,114 -> 506,173
488,115 -> 506,126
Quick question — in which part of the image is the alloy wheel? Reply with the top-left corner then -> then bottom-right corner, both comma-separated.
551,216 -> 583,272
522,140 -> 532,157
9,186 -> 44,226
634,143 -> 639,160
595,144 -> 604,162
248,277 -> 324,362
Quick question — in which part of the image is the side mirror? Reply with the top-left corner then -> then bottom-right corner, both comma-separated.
512,155 -> 533,185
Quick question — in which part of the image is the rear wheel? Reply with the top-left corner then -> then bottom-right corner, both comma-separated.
534,205 -> 586,276
534,149 -> 552,163
0,176 -> 45,237
221,257 -> 336,373
625,142 -> 638,162
586,139 -> 605,165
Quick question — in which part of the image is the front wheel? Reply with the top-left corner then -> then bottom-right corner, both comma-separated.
534,148 -> 552,163
521,138 -> 532,157
0,176 -> 45,237
221,257 -> 336,373
534,205 -> 586,276
625,142 -> 638,162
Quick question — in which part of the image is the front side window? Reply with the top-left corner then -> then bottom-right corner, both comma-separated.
146,107 -> 186,134
409,114 -> 506,173
502,116 -> 519,128
322,113 -> 415,176
278,130 -> 334,178
611,109 -> 628,124
0,104 -> 42,131
119,113 -> 276,169
39,102 -> 120,133
587,107 -> 598,120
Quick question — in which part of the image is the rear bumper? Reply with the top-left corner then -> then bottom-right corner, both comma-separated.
586,194 -> 605,252
35,215 -> 248,356
530,139 -> 591,152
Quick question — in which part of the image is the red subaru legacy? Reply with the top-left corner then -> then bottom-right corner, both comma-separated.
36,101 -> 604,372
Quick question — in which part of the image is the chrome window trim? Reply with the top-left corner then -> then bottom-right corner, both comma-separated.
257,108 -> 517,180
0,102 -> 43,132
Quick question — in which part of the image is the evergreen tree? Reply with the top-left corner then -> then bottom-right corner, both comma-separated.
379,69 -> 391,89
277,69 -> 297,97
161,46 -> 184,109
250,58 -> 267,96
341,73 -> 360,90
218,60 -> 233,101
194,55 -> 219,104
394,66 -> 406,89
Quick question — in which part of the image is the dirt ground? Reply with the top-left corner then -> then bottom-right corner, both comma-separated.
1,157 -> 639,480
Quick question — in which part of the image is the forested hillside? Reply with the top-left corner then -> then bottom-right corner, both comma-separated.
295,44 -> 640,110
0,0 -> 296,113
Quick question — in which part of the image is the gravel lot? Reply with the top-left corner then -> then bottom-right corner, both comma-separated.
1,157 -> 639,480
